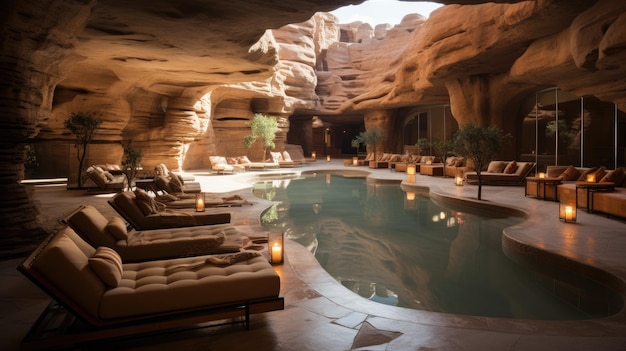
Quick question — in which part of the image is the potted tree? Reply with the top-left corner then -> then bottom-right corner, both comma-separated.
64,112 -> 102,188
121,141 -> 143,190
363,127 -> 384,162
453,123 -> 509,200
243,113 -> 279,161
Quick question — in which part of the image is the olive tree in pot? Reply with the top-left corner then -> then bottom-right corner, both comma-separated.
243,113 -> 279,161
452,123 -> 510,200
64,112 -> 102,188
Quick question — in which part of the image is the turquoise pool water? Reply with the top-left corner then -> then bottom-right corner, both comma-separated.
253,172 -> 622,320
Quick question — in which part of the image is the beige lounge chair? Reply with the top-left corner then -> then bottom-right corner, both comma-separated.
64,205 -> 259,262
209,156 -> 246,174
153,174 -> 202,194
154,163 -> 195,182
18,226 -> 283,349
85,165 -> 127,192
108,190 -> 231,230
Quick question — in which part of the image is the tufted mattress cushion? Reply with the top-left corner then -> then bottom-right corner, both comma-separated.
100,255 -> 280,319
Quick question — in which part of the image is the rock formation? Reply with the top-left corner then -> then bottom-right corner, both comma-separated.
2,0 -> 626,256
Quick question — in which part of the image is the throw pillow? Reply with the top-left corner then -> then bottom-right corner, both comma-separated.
487,161 -> 506,173
503,161 -> 518,174
89,247 -> 123,288
106,216 -> 128,241
104,171 -> 115,182
168,172 -> 183,193
238,156 -> 251,164
559,165 -> 580,181
282,151 -> 292,161
600,167 -> 626,186
445,157 -> 456,166
226,157 -> 238,165
134,189 -> 157,216
577,167 -> 597,181
591,166 -> 607,183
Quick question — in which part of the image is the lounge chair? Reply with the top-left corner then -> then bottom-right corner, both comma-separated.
18,226 -> 283,350
84,165 -> 127,192
108,190 -> 231,230
153,173 -> 202,194
64,205 -> 260,262
154,163 -> 195,182
209,156 -> 246,174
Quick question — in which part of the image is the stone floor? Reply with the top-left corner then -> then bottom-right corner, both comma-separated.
2,160 -> 625,350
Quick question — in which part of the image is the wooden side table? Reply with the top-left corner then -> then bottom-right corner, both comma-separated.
525,177 -> 562,201
420,164 -> 444,177
575,182 -> 615,213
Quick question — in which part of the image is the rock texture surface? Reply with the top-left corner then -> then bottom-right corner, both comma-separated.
2,0 -> 626,256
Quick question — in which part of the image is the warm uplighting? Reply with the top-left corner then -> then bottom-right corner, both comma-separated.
352,157 -> 358,166
586,174 -> 596,183
268,233 -> 284,264
326,155 -> 331,163
538,172 -> 546,178
195,193 -> 205,212
559,202 -> 577,223
406,164 -> 416,175
312,151 -> 316,159
455,176 -> 463,186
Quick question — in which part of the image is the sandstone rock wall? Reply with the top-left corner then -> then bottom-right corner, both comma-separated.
3,0 -> 626,257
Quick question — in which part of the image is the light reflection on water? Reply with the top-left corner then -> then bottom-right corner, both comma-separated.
253,172 -> 621,320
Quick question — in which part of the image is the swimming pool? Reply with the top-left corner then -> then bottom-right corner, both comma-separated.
252,172 -> 622,320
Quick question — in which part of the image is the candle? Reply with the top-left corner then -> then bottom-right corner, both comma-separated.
312,151 -> 316,159
455,176 -> 463,186
326,155 -> 331,162
271,243 -> 282,263
195,193 -> 205,212
539,172 -> 545,178
587,174 -> 595,183
352,157 -> 358,166
565,206 -> 573,221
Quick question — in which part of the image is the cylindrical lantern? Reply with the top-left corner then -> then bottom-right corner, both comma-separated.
311,151 -> 316,160
586,174 -> 596,183
455,176 -> 464,186
268,232 -> 284,264
538,172 -> 546,179
326,155 -> 331,163
352,157 -> 358,166
559,202 -> 577,223
195,193 -> 205,212
406,164 -> 416,175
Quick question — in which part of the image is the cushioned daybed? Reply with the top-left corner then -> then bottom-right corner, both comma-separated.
465,160 -> 535,186
556,166 -> 626,217
108,190 -> 231,230
18,226 -> 283,350
64,205 -> 261,262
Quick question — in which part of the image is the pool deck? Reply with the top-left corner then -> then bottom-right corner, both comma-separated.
2,160 -> 625,350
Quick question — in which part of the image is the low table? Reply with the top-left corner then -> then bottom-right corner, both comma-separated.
575,181 -> 615,213
525,177 -> 562,201
420,164 -> 444,177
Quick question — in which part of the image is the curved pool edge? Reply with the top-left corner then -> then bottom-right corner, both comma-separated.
283,173 -> 626,338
